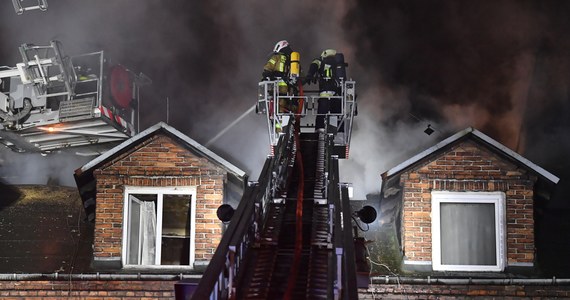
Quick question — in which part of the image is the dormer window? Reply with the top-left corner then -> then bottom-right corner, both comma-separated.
122,186 -> 196,268
431,191 -> 506,272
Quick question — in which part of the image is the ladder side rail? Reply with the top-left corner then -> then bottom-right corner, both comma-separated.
340,183 -> 359,300
229,124 -> 294,297
226,167 -> 272,295
225,124 -> 295,298
269,121 -> 296,198
191,172 -> 266,299
226,189 -> 260,299
325,134 -> 344,299
328,134 -> 359,299
192,126 -> 295,299
329,153 -> 343,300
224,124 -> 294,298
328,202 -> 336,299
342,81 -> 356,147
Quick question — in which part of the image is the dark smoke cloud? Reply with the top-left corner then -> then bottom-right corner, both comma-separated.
343,0 -> 570,184
345,1 -> 539,125
0,0 -> 352,184
0,1 -> 569,203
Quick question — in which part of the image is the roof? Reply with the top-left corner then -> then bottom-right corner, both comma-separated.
0,184 -> 207,275
0,184 -> 93,273
384,127 -> 559,184
77,121 -> 246,179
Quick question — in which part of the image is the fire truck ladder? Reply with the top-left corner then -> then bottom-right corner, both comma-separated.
235,126 -> 330,299
192,116 -> 359,299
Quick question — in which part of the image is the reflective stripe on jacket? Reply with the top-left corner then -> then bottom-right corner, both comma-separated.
263,53 -> 288,78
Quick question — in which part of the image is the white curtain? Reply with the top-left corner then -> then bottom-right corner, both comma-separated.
440,203 -> 496,265
141,201 -> 157,265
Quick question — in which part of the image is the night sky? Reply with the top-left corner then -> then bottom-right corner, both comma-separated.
0,1 -> 569,205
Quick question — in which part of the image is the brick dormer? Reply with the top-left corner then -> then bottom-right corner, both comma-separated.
379,127 -> 558,274
74,122 -> 245,271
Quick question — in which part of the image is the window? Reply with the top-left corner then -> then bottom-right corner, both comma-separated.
431,191 -> 506,271
123,186 -> 196,268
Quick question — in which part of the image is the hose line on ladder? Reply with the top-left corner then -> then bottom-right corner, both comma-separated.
284,81 -> 305,299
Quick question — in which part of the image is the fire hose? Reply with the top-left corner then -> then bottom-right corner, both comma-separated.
284,81 -> 306,299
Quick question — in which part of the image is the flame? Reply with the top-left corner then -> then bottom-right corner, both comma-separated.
38,126 -> 60,133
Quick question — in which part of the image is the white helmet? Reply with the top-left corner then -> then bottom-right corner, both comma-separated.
273,40 -> 289,53
321,49 -> 337,59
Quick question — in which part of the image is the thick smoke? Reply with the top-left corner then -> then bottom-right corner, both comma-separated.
0,1 -> 569,200
344,1 -> 546,139
0,151 -> 90,187
0,1 -> 354,184
342,0 -> 570,199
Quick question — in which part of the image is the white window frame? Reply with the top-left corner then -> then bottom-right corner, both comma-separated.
431,191 -> 506,272
122,186 -> 197,269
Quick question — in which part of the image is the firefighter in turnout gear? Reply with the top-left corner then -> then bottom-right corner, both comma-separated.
262,40 -> 300,134
262,40 -> 296,113
303,49 -> 346,130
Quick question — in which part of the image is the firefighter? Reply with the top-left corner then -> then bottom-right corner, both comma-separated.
303,49 -> 345,130
262,40 -> 295,113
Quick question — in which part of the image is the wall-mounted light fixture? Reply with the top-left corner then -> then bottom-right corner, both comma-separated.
216,204 -> 235,224
355,205 -> 377,224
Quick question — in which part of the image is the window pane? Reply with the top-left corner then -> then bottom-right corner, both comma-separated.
127,196 -> 141,265
161,194 -> 191,265
162,237 -> 191,265
127,194 -> 157,265
440,203 -> 496,266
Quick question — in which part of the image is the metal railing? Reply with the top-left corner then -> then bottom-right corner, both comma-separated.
191,122 -> 297,300
192,119 -> 359,299
327,134 -> 359,300
257,80 -> 356,149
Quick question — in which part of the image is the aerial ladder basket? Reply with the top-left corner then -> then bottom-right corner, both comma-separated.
257,78 -> 356,159
0,40 -> 149,154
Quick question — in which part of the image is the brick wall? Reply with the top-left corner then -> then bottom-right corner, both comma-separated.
0,280 -> 175,299
93,134 -> 226,264
401,140 -> 537,265
360,283 -> 570,299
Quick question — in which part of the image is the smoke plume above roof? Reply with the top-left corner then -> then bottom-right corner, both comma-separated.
0,1 -> 568,199
342,0 -> 570,196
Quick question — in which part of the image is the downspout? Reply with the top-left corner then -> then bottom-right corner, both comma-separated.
370,276 -> 570,285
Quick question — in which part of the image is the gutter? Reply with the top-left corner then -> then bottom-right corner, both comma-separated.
0,273 -> 202,281
370,276 -> 570,285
